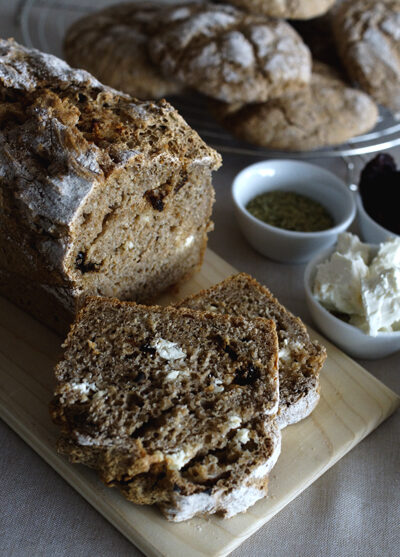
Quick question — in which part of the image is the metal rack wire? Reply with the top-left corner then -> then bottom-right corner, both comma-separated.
17,0 -> 400,167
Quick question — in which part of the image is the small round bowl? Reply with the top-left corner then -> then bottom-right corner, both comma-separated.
232,160 -> 356,264
356,193 -> 399,244
304,246 -> 400,359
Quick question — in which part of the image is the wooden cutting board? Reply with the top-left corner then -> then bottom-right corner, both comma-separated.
0,248 -> 398,557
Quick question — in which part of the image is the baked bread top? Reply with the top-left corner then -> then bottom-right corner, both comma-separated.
332,0 -> 400,113
63,2 -> 183,99
0,39 -> 221,275
51,297 -> 280,519
219,0 -> 336,20
211,62 -> 378,151
177,273 -> 327,428
149,2 -> 311,103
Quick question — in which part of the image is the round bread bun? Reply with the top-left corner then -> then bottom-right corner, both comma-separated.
332,0 -> 400,114
149,2 -> 311,104
64,2 -> 183,100
211,62 -> 379,151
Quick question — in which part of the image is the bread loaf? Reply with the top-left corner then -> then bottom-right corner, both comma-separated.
0,39 -> 221,333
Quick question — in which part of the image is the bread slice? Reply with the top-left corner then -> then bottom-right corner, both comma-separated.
51,297 -> 280,520
177,273 -> 326,428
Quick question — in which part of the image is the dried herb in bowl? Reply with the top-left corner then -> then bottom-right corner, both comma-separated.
246,191 -> 334,232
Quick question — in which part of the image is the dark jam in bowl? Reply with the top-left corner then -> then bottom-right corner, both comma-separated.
246,190 -> 334,232
359,153 -> 400,235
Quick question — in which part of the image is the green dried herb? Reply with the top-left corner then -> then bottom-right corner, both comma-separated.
246,191 -> 334,232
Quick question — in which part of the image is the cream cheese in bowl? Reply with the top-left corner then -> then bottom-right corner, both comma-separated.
313,233 -> 400,336
305,233 -> 400,359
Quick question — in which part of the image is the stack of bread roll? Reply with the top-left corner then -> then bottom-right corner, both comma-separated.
64,1 -> 400,150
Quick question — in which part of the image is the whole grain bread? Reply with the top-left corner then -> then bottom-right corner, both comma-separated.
64,2 -> 183,99
332,0 -> 400,114
211,62 -> 378,151
51,297 -> 281,520
177,273 -> 327,428
149,2 -> 311,104
0,39 -> 221,334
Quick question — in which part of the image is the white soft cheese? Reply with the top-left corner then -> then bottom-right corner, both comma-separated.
278,338 -> 290,362
336,232 -> 370,263
314,233 -> 372,315
358,267 -> 400,335
228,415 -> 242,429
314,252 -> 369,314
278,339 -> 304,363
165,369 -> 189,380
153,338 -> 186,360
212,378 -> 224,393
165,370 -> 180,380
175,234 -> 195,253
235,428 -> 250,444
370,237 -> 400,274
75,433 -> 113,447
165,449 -> 192,470
313,233 -> 400,336
184,234 -> 194,247
70,381 -> 96,394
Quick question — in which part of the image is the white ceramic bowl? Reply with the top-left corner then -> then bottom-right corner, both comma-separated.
232,160 -> 356,264
356,193 -> 399,244
304,246 -> 400,359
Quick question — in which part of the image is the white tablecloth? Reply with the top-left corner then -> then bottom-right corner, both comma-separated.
0,4 -> 399,556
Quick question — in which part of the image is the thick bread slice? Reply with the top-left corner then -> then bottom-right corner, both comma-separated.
51,297 -> 280,520
177,273 -> 327,428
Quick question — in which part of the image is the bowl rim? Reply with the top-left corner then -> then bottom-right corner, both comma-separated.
304,244 -> 400,340
232,160 -> 356,239
356,191 -> 400,238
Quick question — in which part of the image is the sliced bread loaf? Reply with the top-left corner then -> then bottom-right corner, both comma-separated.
0,39 -> 221,334
177,273 -> 326,428
51,297 -> 280,520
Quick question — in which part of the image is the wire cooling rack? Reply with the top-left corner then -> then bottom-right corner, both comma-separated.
16,0 -> 400,161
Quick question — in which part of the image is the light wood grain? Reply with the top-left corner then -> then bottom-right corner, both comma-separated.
0,248 -> 398,557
